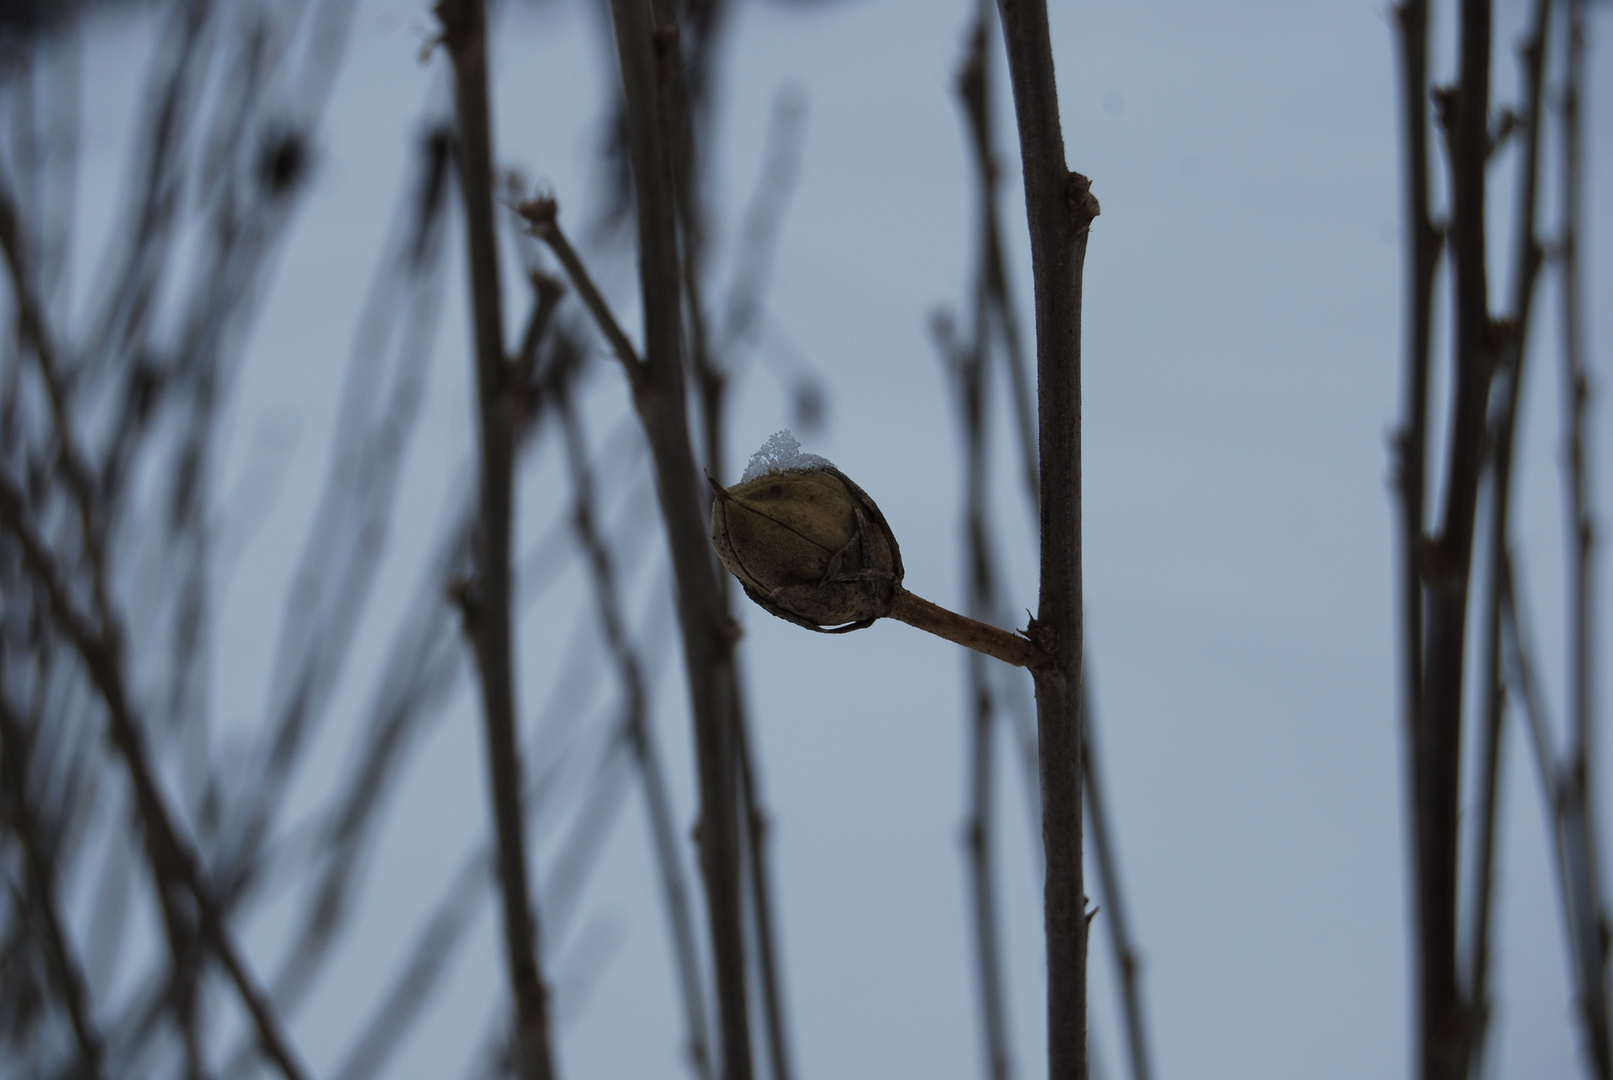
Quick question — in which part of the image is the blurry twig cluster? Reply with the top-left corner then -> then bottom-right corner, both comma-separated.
1391,1 -> 1607,1078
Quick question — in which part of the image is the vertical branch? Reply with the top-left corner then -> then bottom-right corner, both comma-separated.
1556,1 -> 1612,1068
1502,549 -> 1613,1076
436,3 -> 558,1078
657,8 -> 797,1074
949,12 -> 1013,1079
994,2 -> 1098,1077
604,1 -> 752,1075
1412,1 -> 1493,1075
1388,10 -> 1436,1045
1464,1 -> 1553,1071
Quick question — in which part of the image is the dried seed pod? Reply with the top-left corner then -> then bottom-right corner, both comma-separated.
712,431 -> 1043,667
710,461 -> 902,634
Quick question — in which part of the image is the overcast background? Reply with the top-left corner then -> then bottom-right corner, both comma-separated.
62,0 -> 1613,1077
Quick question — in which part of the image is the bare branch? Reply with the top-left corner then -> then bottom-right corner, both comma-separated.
993,1 -> 1097,1074
519,197 -> 647,388
1555,1 -> 1611,1066
1082,686 -> 1151,1080
0,689 -> 105,1080
1462,0 -> 1554,1070
1501,552 -> 1613,1075
556,341 -> 713,1080
0,471 -> 312,1080
600,2 -> 755,1077
437,1 -> 559,1076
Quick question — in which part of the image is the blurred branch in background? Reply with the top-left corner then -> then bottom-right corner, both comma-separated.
1464,0 -> 1550,1071
0,3 -> 371,1077
438,0 -> 561,1076
553,327 -> 713,1080
1391,1 -> 1608,1077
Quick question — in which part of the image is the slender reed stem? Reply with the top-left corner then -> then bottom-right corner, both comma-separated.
521,198 -> 646,387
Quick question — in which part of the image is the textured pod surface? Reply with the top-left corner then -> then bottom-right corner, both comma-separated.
710,465 -> 903,632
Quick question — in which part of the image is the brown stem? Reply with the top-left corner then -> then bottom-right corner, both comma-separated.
436,3 -> 558,1078
993,1 -> 1095,1076
890,589 -> 1042,670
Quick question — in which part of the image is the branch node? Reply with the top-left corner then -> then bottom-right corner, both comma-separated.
1065,171 -> 1100,233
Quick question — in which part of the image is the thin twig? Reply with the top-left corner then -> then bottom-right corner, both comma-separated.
1082,685 -> 1151,1080
943,265 -> 1014,1080
1387,13 -> 1438,1059
1501,551 -> 1613,1075
0,688 -> 106,1080
0,472 -> 313,1080
519,197 -> 647,388
555,339 -> 714,1080
1463,0 -> 1553,1069
601,1 -> 754,1075
994,1 -> 1098,1075
1408,2 -> 1496,1075
957,3 -> 1037,508
731,688 -> 793,1080
0,176 -> 103,581
888,589 -> 1042,669
937,42 -> 1015,1061
668,38 -> 799,1075
437,1 -> 559,1076
1555,2 -> 1611,1067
